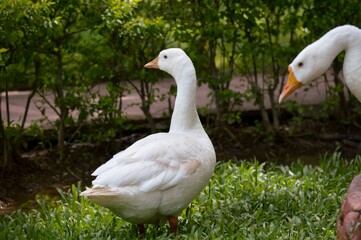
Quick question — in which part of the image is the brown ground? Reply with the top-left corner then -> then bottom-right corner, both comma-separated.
1,113 -> 361,215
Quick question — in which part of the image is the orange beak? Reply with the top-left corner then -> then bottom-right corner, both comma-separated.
279,66 -> 303,103
144,56 -> 159,69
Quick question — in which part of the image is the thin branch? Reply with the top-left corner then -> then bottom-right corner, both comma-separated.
36,90 -> 61,116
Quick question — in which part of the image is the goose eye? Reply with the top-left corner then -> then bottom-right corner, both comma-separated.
298,62 -> 303,67
164,55 -> 168,59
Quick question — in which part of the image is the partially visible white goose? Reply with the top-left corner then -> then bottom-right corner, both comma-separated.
81,48 -> 216,235
277,25 -> 361,240
279,25 -> 361,103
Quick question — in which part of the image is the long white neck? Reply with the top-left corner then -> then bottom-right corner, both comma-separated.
169,67 -> 203,133
338,26 -> 361,101
314,25 -> 361,101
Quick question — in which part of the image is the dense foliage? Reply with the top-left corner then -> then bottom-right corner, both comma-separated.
1,152 -> 360,239
1,0 -> 361,167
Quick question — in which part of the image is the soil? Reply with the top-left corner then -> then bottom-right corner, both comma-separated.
1,113 -> 361,215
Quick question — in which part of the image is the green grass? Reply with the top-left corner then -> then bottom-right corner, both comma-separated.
1,152 -> 361,239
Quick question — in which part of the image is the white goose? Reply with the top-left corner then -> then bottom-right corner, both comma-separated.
278,25 -> 361,239
81,48 -> 216,235
279,25 -> 361,103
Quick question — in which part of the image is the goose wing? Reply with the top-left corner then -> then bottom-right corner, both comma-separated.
91,133 -> 208,192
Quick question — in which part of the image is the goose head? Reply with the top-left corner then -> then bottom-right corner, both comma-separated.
279,39 -> 336,103
144,48 -> 193,81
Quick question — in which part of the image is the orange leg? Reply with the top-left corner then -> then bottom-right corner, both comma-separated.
138,224 -> 146,236
167,216 -> 178,234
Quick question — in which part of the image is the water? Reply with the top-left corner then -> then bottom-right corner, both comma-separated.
0,184 -> 69,215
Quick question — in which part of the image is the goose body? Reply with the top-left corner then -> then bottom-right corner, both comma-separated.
279,25 -> 361,102
80,48 -> 216,234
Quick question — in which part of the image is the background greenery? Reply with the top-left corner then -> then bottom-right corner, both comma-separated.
1,1 -> 361,173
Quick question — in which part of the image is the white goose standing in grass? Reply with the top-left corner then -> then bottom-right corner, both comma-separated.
279,25 -> 361,103
81,48 -> 216,235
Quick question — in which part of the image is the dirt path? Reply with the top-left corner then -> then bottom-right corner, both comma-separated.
1,76 -> 333,127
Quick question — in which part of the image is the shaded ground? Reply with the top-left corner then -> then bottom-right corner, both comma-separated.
1,113 -> 361,215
